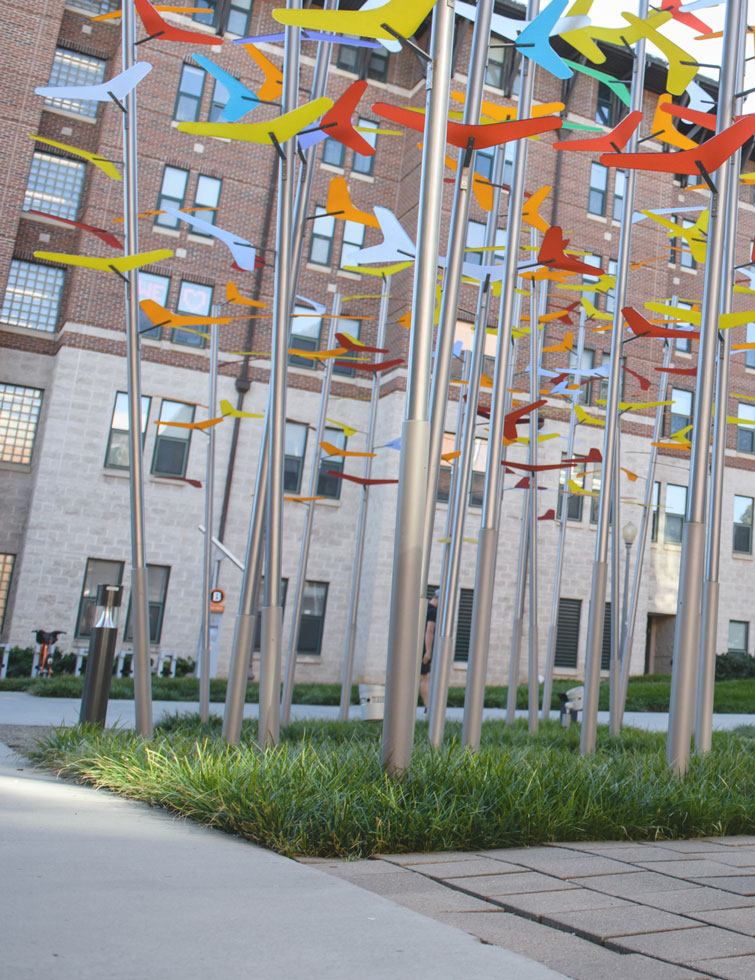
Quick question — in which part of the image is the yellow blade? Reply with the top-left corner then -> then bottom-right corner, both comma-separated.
34,249 -> 172,272
178,97 -> 333,144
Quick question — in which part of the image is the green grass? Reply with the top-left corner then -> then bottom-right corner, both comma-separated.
5,674 -> 755,713
29,717 -> 755,859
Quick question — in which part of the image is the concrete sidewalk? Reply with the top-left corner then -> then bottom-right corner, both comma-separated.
1,690 -> 753,731
0,741 -> 567,980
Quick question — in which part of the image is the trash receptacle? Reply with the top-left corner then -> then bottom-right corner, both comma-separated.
80,584 -> 122,725
359,683 -> 385,721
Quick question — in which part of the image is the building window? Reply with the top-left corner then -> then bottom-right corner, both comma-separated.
152,400 -> 194,477
104,391 -> 151,470
0,383 -> 43,464
253,578 -> 289,650
738,402 -> 755,452
598,355 -> 624,405
729,620 -> 749,655
340,219 -> 365,269
45,48 -> 106,118
581,253 -> 602,307
465,220 -> 506,265
295,581 -> 329,655
612,170 -> 625,223
486,45 -> 520,96
336,45 -> 389,81
308,206 -> 335,266
596,81 -> 621,127
734,495 -> 753,554
664,483 -> 687,544
558,453 -> 585,521
155,166 -> 189,229
336,45 -> 361,73
284,421 -> 308,493
670,387 -> 693,435
475,145 -> 494,181
353,119 -> 378,176
747,324 -> 755,370
437,431 -> 456,504
192,175 -> 221,229
569,347 -> 595,405
0,553 -> 14,631
317,427 -> 345,499
289,305 -> 322,368
651,481 -> 660,542
124,565 -> 170,644
554,597 -> 582,668
674,300 -> 694,354
75,558 -> 124,638
588,163 -> 608,216
1,260 -> 64,332
137,270 -> 170,339
174,63 -> 205,122
605,259 -> 618,316
589,466 -> 602,525
332,316 -> 360,378
209,77 -> 230,121
322,137 -> 346,168
66,0 -> 120,13
669,217 -> 696,269
173,280 -> 212,347
23,153 -> 86,220
469,437 -> 487,507
193,0 -> 253,35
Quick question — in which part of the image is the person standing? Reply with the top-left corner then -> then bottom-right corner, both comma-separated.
420,589 -> 439,709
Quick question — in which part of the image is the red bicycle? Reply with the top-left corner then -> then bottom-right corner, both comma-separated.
32,629 -> 66,677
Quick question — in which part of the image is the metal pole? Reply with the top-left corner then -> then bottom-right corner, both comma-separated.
506,491 -> 529,724
258,5 -> 299,748
339,276 -> 392,721
581,0 -> 648,756
381,0 -> 454,776
280,295 -> 340,725
617,340 -> 673,723
428,145 -> 506,747
667,0 -> 742,774
462,0 -> 538,752
621,537 -> 632,666
696,4 -> 746,754
609,434 -> 621,735
199,319 -> 219,723
121,0 -> 151,737
421,0 -> 494,604
542,307 -> 587,718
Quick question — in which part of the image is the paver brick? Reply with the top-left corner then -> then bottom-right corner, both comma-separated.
412,858 -> 525,879
575,871 -> 699,897
710,849 -> 755,869
637,859 -> 751,879
607,925 -> 755,964
540,905 -> 705,941
376,852 -> 481,866
452,871 -> 580,897
642,888 -> 755,914
694,876 -> 755,896
687,907 -> 755,935
689,954 -> 755,979
706,837 -> 755,847
493,888 -> 634,918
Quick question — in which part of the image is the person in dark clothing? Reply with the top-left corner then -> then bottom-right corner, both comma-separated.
420,589 -> 439,708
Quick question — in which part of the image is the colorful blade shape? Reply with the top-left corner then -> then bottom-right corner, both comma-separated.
25,210 -> 122,250
271,0 -> 438,42
240,44 -> 283,102
156,417 -> 223,431
599,116 -> 755,177
160,205 -> 256,270
659,0 -> 712,34
522,185 -> 552,233
335,332 -> 388,354
33,249 -> 172,273
177,97 -> 334,144
373,102 -> 561,149
29,135 -> 121,181
134,0 -> 222,44
562,59 -> 630,106
641,209 -> 709,265
304,80 -> 375,155
454,1 -> 590,44
220,399 -> 264,418
349,206 -> 415,265
326,177 -> 379,228
191,54 -> 262,122
35,63 -> 152,106
503,400 -> 547,443
513,0 -> 572,80
334,357 -> 403,373
141,300 -> 239,329
552,111 -> 642,152
651,94 -> 699,151
320,441 -> 376,458
226,281 -> 267,308
538,227 -> 605,275
327,471 -> 397,486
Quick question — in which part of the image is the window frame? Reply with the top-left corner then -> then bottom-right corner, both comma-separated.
284,421 -> 309,494
192,174 -> 222,231
664,483 -> 687,544
1,260 -> 65,332
104,391 -> 151,470
289,305 -> 322,369
728,620 -> 749,656
352,118 -> 378,176
173,63 -> 206,122
737,401 -> 755,453
557,453 -> 585,522
670,387 -> 693,436
137,270 -> 171,340
44,48 -> 106,118
733,494 -> 753,555
0,383 -> 44,464
151,399 -> 195,478
154,166 -> 189,229
123,564 -> 171,644
23,152 -> 86,220
308,205 -> 335,267
173,279 -> 212,347
317,427 -> 346,499
295,581 -> 329,656
588,163 -> 608,216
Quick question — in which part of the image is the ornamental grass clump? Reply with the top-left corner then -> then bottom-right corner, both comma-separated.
29,719 -> 755,859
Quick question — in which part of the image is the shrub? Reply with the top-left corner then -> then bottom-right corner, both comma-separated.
715,653 -> 755,681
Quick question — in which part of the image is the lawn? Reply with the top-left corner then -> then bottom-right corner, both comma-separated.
29,717 -> 755,859
4,673 -> 755,713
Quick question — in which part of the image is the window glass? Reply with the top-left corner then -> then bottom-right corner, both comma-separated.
674,300 -> 694,353
295,581 -> 329,655
193,0 -> 252,35
332,316 -> 360,378
317,427 -> 346,498
605,259 -> 618,315
581,254 -> 602,307
612,170 -> 625,223
174,63 -> 205,122
651,480 -> 660,542
729,620 -> 749,655
595,81 -> 619,126
588,163 -> 608,216
152,400 -> 194,477
737,402 -> 755,452
308,206 -> 335,266
155,166 -> 189,228
353,118 -> 378,176
209,77 -> 230,121
66,0 -> 120,12
1,261 -> 64,332
0,552 -> 14,631
733,495 -> 753,554
469,437 -> 487,507
45,49 -> 106,117
670,387 -> 693,435
173,280 -> 212,347
284,421 -> 308,493
193,175 -> 221,229
465,220 -> 506,264
322,137 -> 346,168
137,271 -> 170,339
124,565 -> 171,643
747,323 -> 755,370
340,220 -> 365,268
0,384 -> 43,464
568,347 -> 595,405
75,558 -> 124,638
664,483 -> 687,543
289,306 -> 322,368
558,454 -> 585,522
104,392 -> 151,470
23,153 -> 86,220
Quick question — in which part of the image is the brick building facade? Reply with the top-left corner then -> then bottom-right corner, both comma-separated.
2,0 -> 755,687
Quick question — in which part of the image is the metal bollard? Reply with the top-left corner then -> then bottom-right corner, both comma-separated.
80,585 -> 123,725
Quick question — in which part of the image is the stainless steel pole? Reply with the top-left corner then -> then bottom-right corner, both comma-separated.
617,340 -> 672,723
121,0 -> 152,737
609,435 -> 621,735
462,0 -> 537,752
581,0 -> 648,755
381,0 -> 454,776
420,0 -> 494,603
280,295 -> 340,725
667,0 -> 742,773
199,319 -> 219,723
428,146 -> 506,748
506,491 -> 529,724
258,5 -> 300,748
339,277 -> 391,720
542,306 -> 587,719
696,4 -> 746,754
